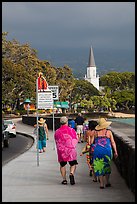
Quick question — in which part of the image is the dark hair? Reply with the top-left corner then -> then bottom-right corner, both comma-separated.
88,120 -> 98,131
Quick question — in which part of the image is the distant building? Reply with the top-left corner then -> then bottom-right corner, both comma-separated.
85,46 -> 99,90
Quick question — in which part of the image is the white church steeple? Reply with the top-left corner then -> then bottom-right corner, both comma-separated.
85,46 -> 99,90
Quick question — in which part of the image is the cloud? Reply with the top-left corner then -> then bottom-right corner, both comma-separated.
2,2 -> 135,51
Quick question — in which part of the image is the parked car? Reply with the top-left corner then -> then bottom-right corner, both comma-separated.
2,122 -> 10,149
3,119 -> 16,138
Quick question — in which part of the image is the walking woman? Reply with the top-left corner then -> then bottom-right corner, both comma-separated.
80,120 -> 98,180
34,118 -> 49,153
90,118 -> 118,189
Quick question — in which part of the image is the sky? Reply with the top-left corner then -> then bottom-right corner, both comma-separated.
2,2 -> 135,77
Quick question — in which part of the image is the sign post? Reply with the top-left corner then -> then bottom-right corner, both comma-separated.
52,101 -> 55,150
36,78 -> 39,166
36,73 -> 59,165
36,73 -> 53,166
48,86 -> 59,150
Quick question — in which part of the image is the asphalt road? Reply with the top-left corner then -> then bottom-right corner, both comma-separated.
2,133 -> 34,166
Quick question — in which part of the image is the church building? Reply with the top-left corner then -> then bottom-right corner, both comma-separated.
84,46 -> 99,90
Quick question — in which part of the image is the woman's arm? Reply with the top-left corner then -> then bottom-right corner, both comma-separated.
80,145 -> 87,156
90,134 -> 95,145
80,143 -> 91,156
44,124 -> 49,139
109,131 -> 118,158
86,131 -> 90,144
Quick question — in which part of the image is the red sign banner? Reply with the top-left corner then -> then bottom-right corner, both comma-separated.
38,72 -> 48,91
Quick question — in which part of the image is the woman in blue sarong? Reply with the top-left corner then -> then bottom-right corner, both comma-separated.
90,118 -> 118,189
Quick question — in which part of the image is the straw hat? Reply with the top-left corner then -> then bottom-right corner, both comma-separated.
38,118 -> 46,124
95,118 -> 112,130
60,116 -> 68,124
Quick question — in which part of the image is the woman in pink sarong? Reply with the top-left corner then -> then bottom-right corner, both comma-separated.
54,116 -> 79,185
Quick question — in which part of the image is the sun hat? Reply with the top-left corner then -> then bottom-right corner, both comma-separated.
60,116 -> 68,124
38,118 -> 46,124
95,118 -> 112,130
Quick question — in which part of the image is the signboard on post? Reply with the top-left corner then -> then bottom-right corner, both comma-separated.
36,73 -> 54,167
48,86 -> 59,100
38,90 -> 53,109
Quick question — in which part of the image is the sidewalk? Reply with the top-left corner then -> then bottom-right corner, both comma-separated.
2,118 -> 135,202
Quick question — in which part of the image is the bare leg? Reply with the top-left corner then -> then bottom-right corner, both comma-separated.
43,147 -> 46,152
60,166 -> 66,180
104,174 -> 110,185
92,169 -> 97,181
70,165 -> 76,175
81,133 -> 84,142
87,163 -> 92,176
69,165 -> 76,185
99,175 -> 104,188
78,134 -> 81,142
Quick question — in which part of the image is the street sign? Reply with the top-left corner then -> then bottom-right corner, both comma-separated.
48,86 -> 59,100
38,90 -> 53,109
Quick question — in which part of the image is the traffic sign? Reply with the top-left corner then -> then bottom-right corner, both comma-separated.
48,86 -> 59,100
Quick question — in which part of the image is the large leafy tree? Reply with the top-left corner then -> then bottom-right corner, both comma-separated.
80,99 -> 94,111
71,79 -> 99,103
2,32 -> 42,110
100,71 -> 135,111
2,58 -> 35,110
2,32 -> 41,74
119,72 -> 135,90
100,71 -> 135,92
2,33 -> 76,110
55,65 -> 76,101
112,90 -> 135,110
39,60 -> 57,85
89,95 -> 114,112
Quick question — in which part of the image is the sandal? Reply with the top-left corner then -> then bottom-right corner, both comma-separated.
89,170 -> 92,177
92,179 -> 97,182
61,180 -> 67,185
105,183 -> 111,187
100,186 -> 104,189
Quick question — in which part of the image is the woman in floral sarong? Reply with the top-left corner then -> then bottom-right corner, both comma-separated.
90,118 -> 118,189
